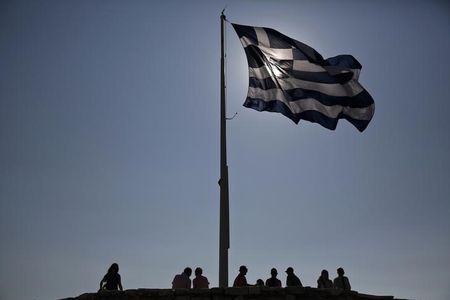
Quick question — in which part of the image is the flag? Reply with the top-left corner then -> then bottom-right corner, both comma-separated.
232,23 -> 375,132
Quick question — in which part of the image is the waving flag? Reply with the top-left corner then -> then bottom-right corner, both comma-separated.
232,23 -> 375,132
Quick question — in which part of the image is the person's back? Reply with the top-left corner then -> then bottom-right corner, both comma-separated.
285,267 -> 303,287
192,267 -> 209,289
333,276 -> 350,290
103,273 -> 121,290
100,263 -> 123,291
333,267 -> 351,291
172,267 -> 192,289
193,275 -> 209,289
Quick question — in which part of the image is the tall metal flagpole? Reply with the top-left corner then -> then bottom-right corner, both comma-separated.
219,10 -> 230,288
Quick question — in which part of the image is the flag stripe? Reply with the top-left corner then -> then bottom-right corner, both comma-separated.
243,40 -> 360,82
247,87 -> 375,121
290,70 -> 353,84
254,27 -> 270,47
249,67 -> 364,97
292,60 -> 326,72
244,97 -> 371,131
248,77 -> 374,108
241,37 -> 294,60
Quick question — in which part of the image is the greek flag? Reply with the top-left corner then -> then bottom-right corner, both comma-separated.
232,23 -> 375,132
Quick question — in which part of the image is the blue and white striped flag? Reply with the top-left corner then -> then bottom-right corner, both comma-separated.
232,23 -> 375,132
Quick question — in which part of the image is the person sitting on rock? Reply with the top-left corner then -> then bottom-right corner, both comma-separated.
172,267 -> 192,289
255,279 -> 264,286
285,267 -> 302,287
193,267 -> 209,289
317,269 -> 333,288
333,267 -> 351,291
233,265 -> 249,287
265,268 -> 282,287
99,263 -> 123,291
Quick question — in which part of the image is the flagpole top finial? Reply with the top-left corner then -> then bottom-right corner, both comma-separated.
221,6 -> 227,18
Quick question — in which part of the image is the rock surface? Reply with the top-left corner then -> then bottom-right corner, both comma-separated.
60,287 -> 408,300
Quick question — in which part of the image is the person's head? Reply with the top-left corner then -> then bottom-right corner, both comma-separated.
239,265 -> 248,275
321,269 -> 329,279
108,263 -> 119,275
184,267 -> 192,277
270,268 -> 278,277
285,267 -> 294,275
256,279 -> 264,286
337,267 -> 345,276
195,267 -> 203,276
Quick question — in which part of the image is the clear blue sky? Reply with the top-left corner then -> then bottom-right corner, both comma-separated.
1,1 -> 449,300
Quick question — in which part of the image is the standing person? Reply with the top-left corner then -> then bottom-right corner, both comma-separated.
265,268 -> 282,287
333,267 -> 351,291
233,265 -> 249,287
317,270 -> 333,288
285,267 -> 302,287
99,263 -> 123,291
192,267 -> 209,289
172,267 -> 192,289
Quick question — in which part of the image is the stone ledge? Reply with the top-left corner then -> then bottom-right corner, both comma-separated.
59,287 -> 406,300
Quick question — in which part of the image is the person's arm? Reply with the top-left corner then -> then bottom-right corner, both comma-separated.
118,274 -> 123,291
99,276 -> 105,291
346,278 -> 351,290
244,277 -> 255,287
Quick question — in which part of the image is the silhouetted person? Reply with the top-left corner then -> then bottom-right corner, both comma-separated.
99,263 -> 123,291
333,267 -> 351,291
265,268 -> 282,287
285,267 -> 302,287
317,270 -> 333,288
172,267 -> 192,289
193,267 -> 209,289
233,265 -> 249,287
255,279 -> 264,286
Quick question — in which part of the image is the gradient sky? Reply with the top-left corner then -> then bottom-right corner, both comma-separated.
1,1 -> 449,300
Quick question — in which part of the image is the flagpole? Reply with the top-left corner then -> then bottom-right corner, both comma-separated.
219,10 -> 229,288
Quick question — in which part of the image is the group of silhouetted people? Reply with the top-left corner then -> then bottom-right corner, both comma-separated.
232,265 -> 351,290
172,267 -> 210,289
98,263 -> 351,292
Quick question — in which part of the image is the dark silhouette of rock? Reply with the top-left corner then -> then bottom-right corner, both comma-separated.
59,287 -> 408,300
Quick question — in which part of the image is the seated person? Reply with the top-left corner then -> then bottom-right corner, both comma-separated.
265,268 -> 282,287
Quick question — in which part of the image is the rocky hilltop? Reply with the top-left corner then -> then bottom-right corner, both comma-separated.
60,287 -> 407,300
